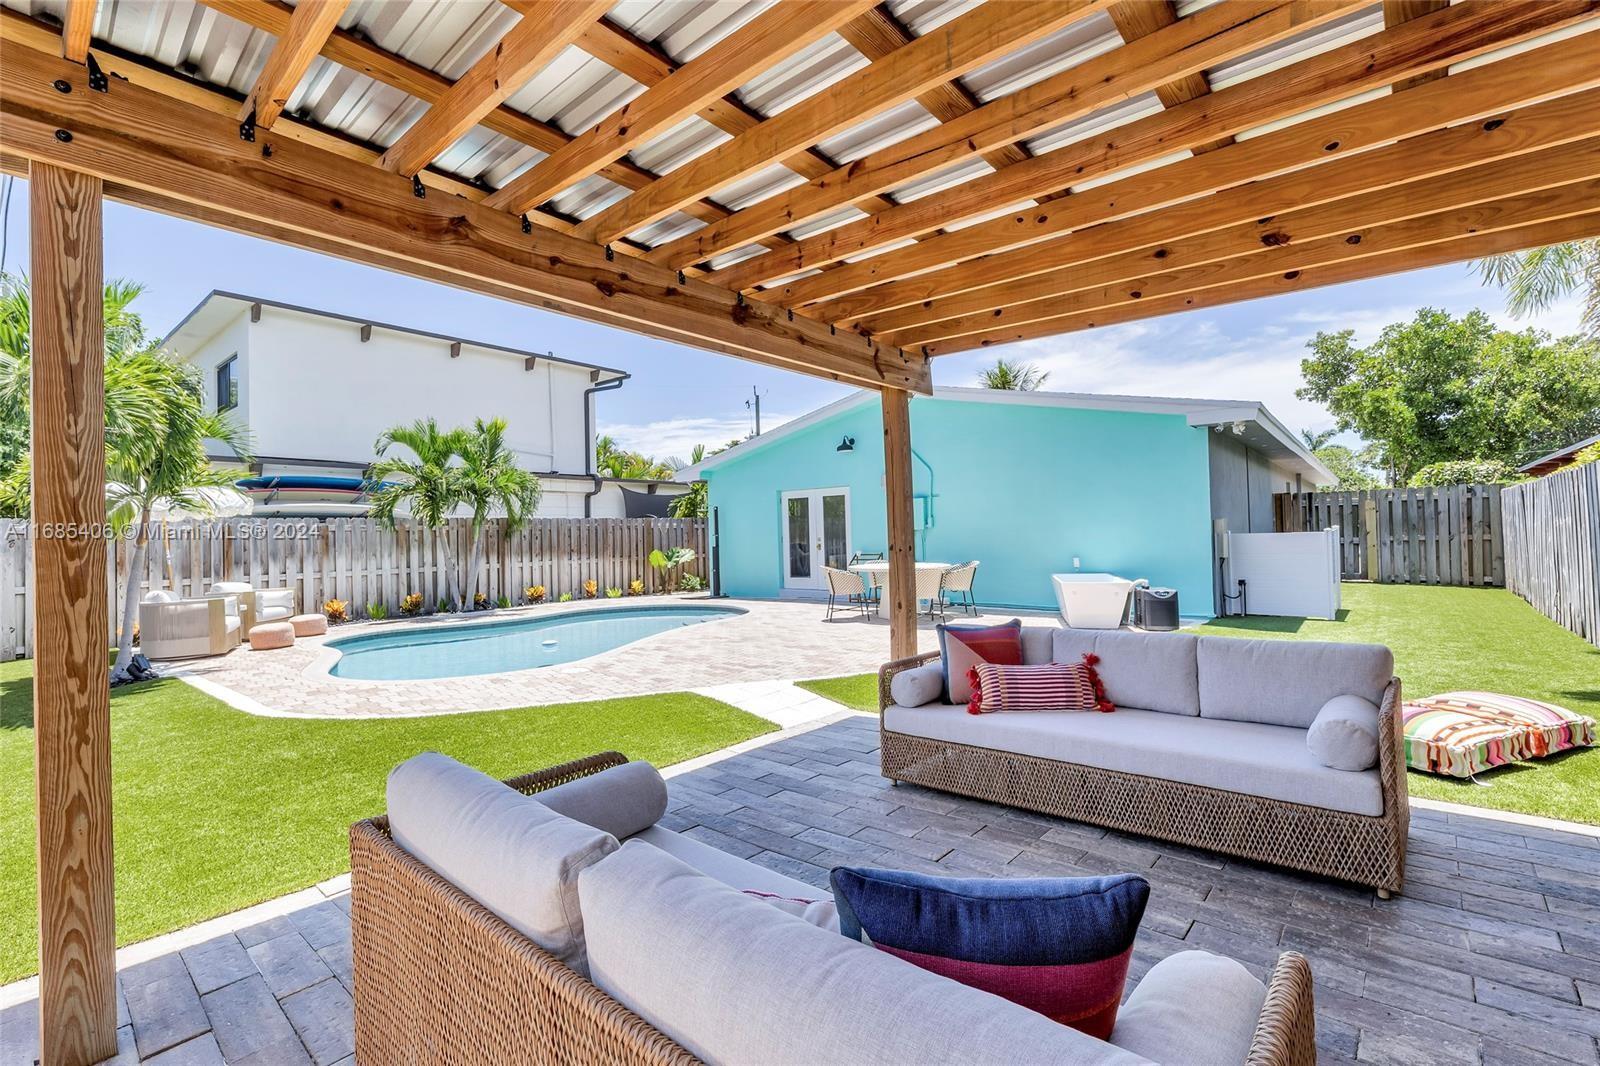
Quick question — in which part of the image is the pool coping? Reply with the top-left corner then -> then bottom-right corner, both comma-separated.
300,598 -> 748,686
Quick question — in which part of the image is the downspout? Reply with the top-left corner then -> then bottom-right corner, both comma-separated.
582,370 -> 629,517
911,445 -> 935,557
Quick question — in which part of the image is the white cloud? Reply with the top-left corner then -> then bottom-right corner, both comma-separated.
600,413 -> 797,464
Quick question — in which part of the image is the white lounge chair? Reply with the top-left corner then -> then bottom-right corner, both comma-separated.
209,582 -> 296,636
139,590 -> 241,660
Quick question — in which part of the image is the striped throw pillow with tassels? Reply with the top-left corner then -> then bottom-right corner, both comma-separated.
967,653 -> 1113,714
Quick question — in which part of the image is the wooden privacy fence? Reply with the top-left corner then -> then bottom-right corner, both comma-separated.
0,515 -> 707,659
1502,462 -> 1600,646
1273,485 -> 1504,586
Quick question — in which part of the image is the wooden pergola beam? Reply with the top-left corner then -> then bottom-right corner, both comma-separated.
1107,0 -> 1232,154
922,209 -> 1600,353
574,0 -> 1109,245
653,0 -> 1353,274
899,174 -> 1600,348
378,0 -> 612,177
1385,0 -> 1452,90
60,0 -> 94,63
747,0 -> 1600,304
482,0 -> 877,213
237,0 -> 349,131
821,77 -> 1600,327
773,17 -> 1600,313
29,160 -> 116,1066
869,129 -> 1600,343
0,44 -> 928,393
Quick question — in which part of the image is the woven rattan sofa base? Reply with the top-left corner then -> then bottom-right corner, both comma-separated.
350,751 -> 699,1066
878,654 -> 1407,895
351,750 -> 1319,1066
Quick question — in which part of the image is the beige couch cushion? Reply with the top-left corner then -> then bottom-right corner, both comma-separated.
534,760 -> 669,840
1111,950 -> 1266,1065
882,704 -> 1383,816
387,752 -> 618,977
1198,637 -> 1393,728
580,841 -> 1150,1066
629,825 -> 825,902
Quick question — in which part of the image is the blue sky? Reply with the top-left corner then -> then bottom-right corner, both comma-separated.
0,176 -> 1583,459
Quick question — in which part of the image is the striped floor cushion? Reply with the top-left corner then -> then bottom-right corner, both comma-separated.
1402,691 -> 1596,778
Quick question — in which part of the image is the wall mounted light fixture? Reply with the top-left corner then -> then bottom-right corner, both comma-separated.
836,436 -> 855,452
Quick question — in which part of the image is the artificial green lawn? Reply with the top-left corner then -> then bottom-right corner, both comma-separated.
0,662 -> 773,983
797,585 -> 1600,826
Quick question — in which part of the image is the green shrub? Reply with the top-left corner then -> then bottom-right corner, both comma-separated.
436,597 -> 453,614
496,595 -> 512,609
678,574 -> 705,592
605,586 -> 623,599
558,592 -> 573,603
367,602 -> 389,621
1408,458 -> 1520,486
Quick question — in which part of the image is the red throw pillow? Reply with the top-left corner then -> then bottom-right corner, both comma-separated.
938,619 -> 1024,704
968,654 -> 1112,715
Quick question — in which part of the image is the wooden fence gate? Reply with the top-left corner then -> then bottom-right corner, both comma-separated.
1502,462 -> 1600,646
1273,485 -> 1504,586
0,515 -> 707,660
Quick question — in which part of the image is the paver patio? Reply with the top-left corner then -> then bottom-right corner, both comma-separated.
5,713 -> 1597,1065
170,596 -> 1044,718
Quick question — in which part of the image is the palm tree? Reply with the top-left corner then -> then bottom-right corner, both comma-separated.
102,355 -> 250,681
670,444 -> 708,519
455,417 -> 540,607
977,358 -> 1049,391
595,435 -> 675,480
1477,239 -> 1600,338
370,418 -> 469,609
1299,427 -> 1337,451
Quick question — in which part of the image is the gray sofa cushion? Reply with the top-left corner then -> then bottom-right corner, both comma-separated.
628,825 -> 825,902
882,705 -> 1383,816
1051,627 -> 1098,667
1307,695 -> 1381,771
1111,950 -> 1266,1065
387,752 -> 618,976
1091,630 -> 1200,716
534,760 -> 669,841
1197,637 -> 1393,728
1021,625 -> 1056,665
580,841 -> 1150,1066
889,662 -> 945,708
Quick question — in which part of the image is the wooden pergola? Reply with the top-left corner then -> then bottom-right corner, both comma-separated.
2,0 -> 1598,1060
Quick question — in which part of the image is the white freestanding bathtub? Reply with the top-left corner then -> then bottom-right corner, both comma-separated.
1052,573 -> 1138,629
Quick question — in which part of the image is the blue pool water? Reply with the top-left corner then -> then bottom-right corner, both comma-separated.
326,604 -> 745,681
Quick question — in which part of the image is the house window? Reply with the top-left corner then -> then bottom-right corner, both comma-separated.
215,356 -> 238,412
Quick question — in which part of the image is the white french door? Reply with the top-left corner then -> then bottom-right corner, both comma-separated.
780,488 -> 851,591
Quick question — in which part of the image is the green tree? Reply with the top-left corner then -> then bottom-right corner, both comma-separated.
595,434 -> 676,480
455,417 -> 540,608
370,418 -> 470,609
1478,239 -> 1599,339
1408,459 -> 1520,487
977,358 -> 1049,391
1311,445 -> 1380,490
1298,308 -> 1600,485
670,444 -> 707,519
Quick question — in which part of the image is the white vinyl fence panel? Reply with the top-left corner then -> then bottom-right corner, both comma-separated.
1502,462 -> 1600,647
0,516 -> 707,659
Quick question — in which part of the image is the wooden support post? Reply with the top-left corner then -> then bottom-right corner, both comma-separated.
882,388 -> 917,660
30,161 -> 116,1066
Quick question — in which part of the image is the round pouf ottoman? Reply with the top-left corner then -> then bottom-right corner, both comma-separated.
290,613 -> 329,637
249,621 -> 296,650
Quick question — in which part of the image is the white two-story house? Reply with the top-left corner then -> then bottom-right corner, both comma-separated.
162,291 -> 688,518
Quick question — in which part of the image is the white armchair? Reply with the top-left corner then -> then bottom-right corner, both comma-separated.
255,588 -> 296,624
208,582 -> 297,635
139,590 -> 241,660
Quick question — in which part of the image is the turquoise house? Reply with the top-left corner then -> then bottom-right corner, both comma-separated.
680,388 -> 1331,616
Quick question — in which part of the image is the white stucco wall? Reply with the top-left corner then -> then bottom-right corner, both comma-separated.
189,313 -> 252,423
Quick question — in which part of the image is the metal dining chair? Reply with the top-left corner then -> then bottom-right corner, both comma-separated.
824,566 -> 876,620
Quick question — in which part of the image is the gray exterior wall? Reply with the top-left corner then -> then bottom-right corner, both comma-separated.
1208,433 -> 1294,612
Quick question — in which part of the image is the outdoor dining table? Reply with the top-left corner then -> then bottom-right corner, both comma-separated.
850,560 -> 951,619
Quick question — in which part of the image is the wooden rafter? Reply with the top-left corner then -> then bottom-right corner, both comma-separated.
378,0 -> 612,177
60,0 -> 94,63
1385,0 -> 1452,89
238,0 -> 349,130
760,4 -> 1600,310
1107,0 -> 1232,153
0,44 -> 927,392
482,0 -> 877,213
650,0 -> 1357,274
839,86 -> 1600,332
573,0 -> 1111,245
921,210 -> 1600,353
887,155 -> 1600,347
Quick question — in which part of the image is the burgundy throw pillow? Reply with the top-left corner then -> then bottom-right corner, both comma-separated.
938,619 -> 1023,704
968,654 -> 1112,715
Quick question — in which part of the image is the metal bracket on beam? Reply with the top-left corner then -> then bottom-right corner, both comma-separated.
412,174 -> 426,199
239,109 -> 256,143
85,54 -> 108,93
521,214 -> 532,235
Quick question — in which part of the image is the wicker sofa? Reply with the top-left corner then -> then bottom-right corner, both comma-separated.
880,628 -> 1408,896
351,751 -> 1319,1066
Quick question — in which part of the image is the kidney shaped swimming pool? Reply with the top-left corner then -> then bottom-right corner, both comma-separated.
325,603 -> 745,681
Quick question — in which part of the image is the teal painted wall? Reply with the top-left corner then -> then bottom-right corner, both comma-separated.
703,395 -> 1216,613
